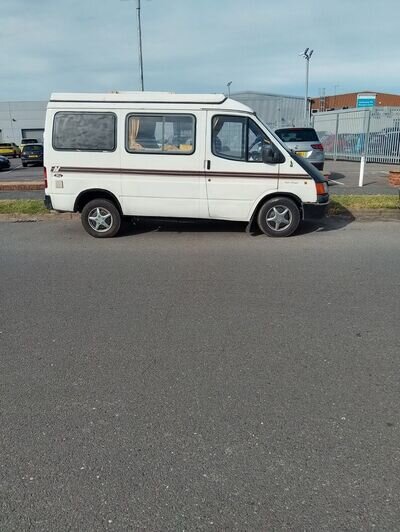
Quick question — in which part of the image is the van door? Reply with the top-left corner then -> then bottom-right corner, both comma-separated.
205,113 -> 279,220
120,111 -> 207,218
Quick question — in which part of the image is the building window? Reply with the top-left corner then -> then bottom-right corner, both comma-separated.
126,114 -> 195,154
53,112 -> 116,152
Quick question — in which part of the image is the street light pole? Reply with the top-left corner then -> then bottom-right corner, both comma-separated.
136,0 -> 144,91
121,0 -> 145,90
301,48 -> 313,126
227,81 -> 232,98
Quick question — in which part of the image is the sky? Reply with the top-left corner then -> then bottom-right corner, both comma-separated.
1,0 -> 399,101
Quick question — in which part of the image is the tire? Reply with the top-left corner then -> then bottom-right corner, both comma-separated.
81,198 -> 121,238
257,197 -> 300,237
22,163 -> 27,167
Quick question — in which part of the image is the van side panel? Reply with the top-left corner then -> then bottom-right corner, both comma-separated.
120,110 -> 207,219
45,108 -> 121,212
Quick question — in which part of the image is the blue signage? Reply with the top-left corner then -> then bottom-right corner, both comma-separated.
357,94 -> 376,108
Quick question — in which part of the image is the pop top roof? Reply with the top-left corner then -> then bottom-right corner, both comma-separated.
50,92 -> 227,104
48,92 -> 253,112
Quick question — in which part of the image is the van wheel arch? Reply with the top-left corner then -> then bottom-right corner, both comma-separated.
248,192 -> 303,233
74,189 -> 122,214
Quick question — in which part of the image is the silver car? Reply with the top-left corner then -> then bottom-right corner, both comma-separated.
274,127 -> 325,171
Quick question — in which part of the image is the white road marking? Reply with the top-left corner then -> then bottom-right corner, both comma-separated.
328,179 -> 345,186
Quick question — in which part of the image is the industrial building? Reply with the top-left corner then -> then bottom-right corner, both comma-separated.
311,91 -> 400,113
232,91 -> 304,128
0,101 -> 46,144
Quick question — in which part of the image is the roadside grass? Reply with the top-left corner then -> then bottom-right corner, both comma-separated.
0,199 -> 47,215
329,195 -> 400,214
0,195 -> 399,217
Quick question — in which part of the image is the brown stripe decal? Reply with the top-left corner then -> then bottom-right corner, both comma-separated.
54,166 -> 311,180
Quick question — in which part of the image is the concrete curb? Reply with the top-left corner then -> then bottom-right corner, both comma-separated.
0,181 -> 44,191
0,212 -> 78,222
334,208 -> 400,221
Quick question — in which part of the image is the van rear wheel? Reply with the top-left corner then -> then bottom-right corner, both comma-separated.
81,198 -> 121,238
257,197 -> 300,237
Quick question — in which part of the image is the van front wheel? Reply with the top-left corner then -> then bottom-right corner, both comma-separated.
257,197 -> 300,237
81,198 -> 121,238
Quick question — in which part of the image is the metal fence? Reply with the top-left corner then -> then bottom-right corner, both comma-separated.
312,107 -> 400,164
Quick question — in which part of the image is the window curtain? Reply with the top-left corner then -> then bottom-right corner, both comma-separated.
129,117 -> 141,149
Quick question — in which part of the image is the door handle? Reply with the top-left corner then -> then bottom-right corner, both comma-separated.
206,160 -> 211,170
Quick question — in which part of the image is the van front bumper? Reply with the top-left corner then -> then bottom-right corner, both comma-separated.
303,201 -> 329,219
44,195 -> 53,210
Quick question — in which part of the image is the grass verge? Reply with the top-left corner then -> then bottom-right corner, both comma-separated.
329,195 -> 399,214
0,199 -> 47,215
0,195 -> 399,217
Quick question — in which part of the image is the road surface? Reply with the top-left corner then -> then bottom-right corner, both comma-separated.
0,218 -> 399,530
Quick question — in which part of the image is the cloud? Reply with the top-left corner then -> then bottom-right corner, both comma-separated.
1,0 -> 400,100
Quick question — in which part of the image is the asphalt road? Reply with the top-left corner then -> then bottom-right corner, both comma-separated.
0,157 -> 43,182
1,218 -> 399,530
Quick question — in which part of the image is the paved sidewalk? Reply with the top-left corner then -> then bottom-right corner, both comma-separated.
325,160 -> 399,195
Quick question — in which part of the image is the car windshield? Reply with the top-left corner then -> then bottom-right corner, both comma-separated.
275,128 -> 319,143
23,145 -> 43,153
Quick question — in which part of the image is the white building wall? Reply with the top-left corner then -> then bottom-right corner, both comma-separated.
0,101 -> 47,143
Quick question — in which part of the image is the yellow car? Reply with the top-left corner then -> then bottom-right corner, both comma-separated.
0,143 -> 21,158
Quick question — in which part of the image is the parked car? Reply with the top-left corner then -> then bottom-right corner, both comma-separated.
0,155 -> 11,171
21,144 -> 43,167
274,127 -> 325,171
20,138 -> 39,152
44,91 -> 329,238
0,143 -> 21,158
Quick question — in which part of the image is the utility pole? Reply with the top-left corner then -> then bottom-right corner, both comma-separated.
136,0 -> 144,91
333,84 -> 340,109
121,0 -> 145,90
300,48 -> 314,126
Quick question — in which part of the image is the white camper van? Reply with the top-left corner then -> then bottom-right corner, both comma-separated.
44,92 -> 329,238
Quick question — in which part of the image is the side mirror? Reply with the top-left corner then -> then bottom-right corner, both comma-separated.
262,145 -> 285,164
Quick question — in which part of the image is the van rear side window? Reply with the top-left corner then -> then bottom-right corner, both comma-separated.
126,114 -> 195,154
53,112 -> 116,151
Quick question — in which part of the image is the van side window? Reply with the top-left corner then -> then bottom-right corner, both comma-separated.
212,116 -> 273,162
212,116 -> 246,161
126,114 -> 195,154
53,112 -> 116,151
247,120 -> 272,162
